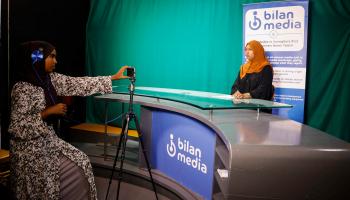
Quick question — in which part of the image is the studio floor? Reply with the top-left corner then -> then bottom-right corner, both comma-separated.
72,141 -> 175,200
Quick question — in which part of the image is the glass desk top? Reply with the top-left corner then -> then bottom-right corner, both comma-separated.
111,86 -> 292,110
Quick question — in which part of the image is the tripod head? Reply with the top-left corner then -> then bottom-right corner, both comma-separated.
127,67 -> 136,113
128,75 -> 136,92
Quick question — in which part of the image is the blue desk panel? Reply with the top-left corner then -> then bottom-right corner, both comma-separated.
151,109 -> 216,200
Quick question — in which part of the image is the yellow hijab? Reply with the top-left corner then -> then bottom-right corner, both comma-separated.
240,40 -> 270,79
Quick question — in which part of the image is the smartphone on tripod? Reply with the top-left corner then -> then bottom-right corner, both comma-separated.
127,67 -> 135,78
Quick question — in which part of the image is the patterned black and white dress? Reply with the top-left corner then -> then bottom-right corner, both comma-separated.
9,72 -> 112,200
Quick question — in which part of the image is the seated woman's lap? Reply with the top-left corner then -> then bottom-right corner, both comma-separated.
59,154 -> 90,200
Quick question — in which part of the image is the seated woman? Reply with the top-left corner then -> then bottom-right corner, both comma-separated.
231,40 -> 274,100
8,41 -> 129,199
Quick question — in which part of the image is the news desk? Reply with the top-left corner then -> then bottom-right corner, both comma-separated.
95,86 -> 350,200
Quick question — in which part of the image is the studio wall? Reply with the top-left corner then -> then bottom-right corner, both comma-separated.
1,0 -> 90,147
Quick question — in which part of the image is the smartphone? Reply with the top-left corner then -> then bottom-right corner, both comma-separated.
127,67 -> 135,77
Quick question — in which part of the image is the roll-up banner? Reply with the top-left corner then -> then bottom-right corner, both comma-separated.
243,0 -> 309,123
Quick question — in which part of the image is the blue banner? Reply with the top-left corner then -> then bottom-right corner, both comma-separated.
243,0 -> 309,122
151,110 -> 216,200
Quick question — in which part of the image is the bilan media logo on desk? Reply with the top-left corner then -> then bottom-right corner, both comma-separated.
245,6 -> 305,51
166,133 -> 207,174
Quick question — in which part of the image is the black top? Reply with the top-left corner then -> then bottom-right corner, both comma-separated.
231,65 -> 274,100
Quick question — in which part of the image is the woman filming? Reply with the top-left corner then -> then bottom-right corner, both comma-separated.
8,40 -> 129,199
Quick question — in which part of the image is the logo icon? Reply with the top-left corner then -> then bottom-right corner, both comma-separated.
166,134 -> 176,157
248,11 -> 261,30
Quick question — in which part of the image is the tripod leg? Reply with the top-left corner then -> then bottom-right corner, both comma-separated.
116,114 -> 130,200
103,102 -> 109,160
105,114 -> 128,200
134,115 -> 159,200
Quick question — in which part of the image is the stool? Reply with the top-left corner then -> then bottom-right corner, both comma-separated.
0,149 -> 10,188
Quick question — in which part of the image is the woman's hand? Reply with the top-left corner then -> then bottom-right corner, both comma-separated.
111,66 -> 131,80
41,103 -> 67,119
233,91 -> 251,99
233,91 -> 243,99
242,93 -> 251,99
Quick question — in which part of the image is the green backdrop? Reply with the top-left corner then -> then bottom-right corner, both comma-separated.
85,0 -> 350,142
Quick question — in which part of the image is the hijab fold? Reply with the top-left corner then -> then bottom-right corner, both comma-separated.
240,40 -> 270,79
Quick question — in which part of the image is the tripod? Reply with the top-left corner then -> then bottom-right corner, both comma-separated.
105,76 -> 159,200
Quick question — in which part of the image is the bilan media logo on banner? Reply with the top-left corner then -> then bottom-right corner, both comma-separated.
243,1 -> 309,123
166,133 -> 207,174
245,6 -> 305,51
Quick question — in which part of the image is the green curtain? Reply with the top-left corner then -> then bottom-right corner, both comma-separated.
85,0 -> 244,126
86,0 -> 350,142
305,0 -> 350,141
